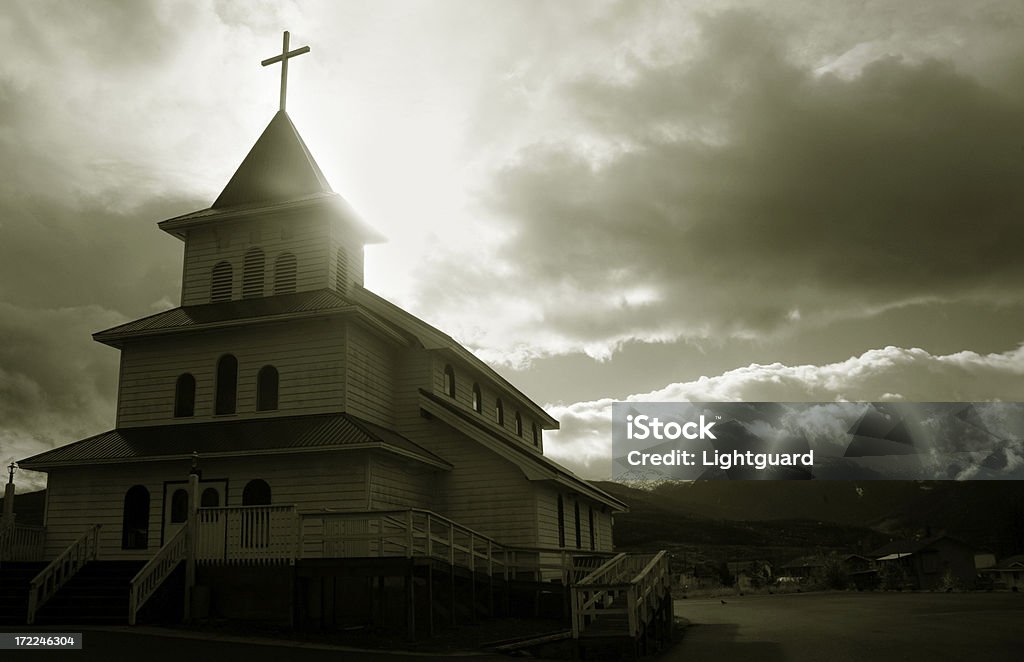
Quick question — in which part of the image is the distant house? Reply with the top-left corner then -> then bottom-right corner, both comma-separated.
980,554 -> 1024,590
869,535 -> 976,590
778,555 -> 826,581
842,554 -> 873,573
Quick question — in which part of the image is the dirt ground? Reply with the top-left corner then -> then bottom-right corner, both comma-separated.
668,591 -> 1024,662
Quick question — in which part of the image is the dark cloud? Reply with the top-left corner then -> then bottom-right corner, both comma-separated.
546,343 -> 1024,478
449,9 -> 1024,359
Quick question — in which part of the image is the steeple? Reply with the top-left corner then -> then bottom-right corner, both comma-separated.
158,31 -> 383,308
212,110 -> 333,209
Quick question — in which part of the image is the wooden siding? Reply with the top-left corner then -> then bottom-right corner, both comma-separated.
343,321 -> 395,427
180,212 -> 332,306
116,320 -> 346,427
367,454 -> 435,511
535,485 -> 611,552
392,351 -> 537,546
43,453 -> 372,560
429,355 -> 544,455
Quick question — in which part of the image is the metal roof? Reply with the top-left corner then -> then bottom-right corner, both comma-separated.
18,413 -> 451,470
214,110 -> 333,209
93,289 -> 353,343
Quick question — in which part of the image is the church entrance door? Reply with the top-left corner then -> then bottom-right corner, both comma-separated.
162,479 -> 228,545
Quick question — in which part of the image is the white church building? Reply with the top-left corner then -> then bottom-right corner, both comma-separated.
0,34 -> 665,640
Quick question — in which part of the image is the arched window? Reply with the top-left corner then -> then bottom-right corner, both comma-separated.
170,488 -> 189,523
211,261 -> 233,302
242,247 -> 265,298
496,398 -> 504,426
557,494 -> 565,548
121,485 -> 150,550
257,365 -> 279,411
588,506 -> 596,551
574,501 -> 582,549
242,479 -> 272,548
273,252 -> 297,295
215,354 -> 238,415
200,488 -> 220,508
174,373 -> 195,418
532,422 -> 540,447
472,383 -> 482,413
515,412 -> 523,437
443,364 -> 455,398
242,479 -> 272,506
335,248 -> 349,293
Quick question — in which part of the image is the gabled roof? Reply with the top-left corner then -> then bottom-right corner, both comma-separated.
997,554 -> 1024,568
93,289 -> 354,346
214,110 -> 332,209
18,413 -> 451,471
869,534 -> 971,558
353,285 -> 559,429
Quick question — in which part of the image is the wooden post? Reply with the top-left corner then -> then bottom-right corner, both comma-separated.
406,510 -> 414,558
405,561 -> 416,640
184,471 -> 198,623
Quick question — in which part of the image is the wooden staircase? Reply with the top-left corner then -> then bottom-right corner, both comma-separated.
33,561 -> 146,625
0,561 -> 47,624
571,551 -> 674,657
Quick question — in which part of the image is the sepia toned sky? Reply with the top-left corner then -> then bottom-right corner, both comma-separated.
4,0 -> 1024,486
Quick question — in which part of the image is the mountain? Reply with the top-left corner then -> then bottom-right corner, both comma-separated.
593,480 -> 1024,558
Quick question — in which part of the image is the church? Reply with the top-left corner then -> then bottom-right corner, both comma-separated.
0,33 -> 660,639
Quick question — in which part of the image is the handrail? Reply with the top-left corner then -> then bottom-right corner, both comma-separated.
576,553 -> 627,585
27,524 -> 101,625
631,550 -> 668,585
128,521 -> 191,625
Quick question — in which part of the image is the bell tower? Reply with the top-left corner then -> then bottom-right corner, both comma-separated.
156,32 -> 383,307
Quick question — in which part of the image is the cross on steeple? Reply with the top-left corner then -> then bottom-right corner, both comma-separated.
261,31 -> 310,112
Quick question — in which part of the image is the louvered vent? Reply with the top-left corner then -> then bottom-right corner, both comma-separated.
274,253 -> 297,295
211,261 -> 233,302
242,248 -> 265,298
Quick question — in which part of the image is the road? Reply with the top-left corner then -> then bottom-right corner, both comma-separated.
671,592 -> 1024,662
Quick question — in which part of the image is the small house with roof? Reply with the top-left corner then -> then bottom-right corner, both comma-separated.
870,534 -> 976,590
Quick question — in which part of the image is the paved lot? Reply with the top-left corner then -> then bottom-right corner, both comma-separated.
0,627 -> 508,661
671,592 -> 1024,662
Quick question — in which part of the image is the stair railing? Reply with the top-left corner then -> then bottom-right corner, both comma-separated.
26,523 -> 102,625
570,550 -> 671,640
128,521 -> 191,625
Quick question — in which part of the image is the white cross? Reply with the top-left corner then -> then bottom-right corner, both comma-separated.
261,31 -> 310,112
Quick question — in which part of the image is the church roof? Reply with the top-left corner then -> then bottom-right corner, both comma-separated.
418,389 -> 626,511
213,110 -> 333,209
18,413 -> 451,471
93,289 -> 354,346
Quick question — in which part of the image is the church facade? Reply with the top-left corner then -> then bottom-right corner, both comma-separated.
17,106 -> 624,585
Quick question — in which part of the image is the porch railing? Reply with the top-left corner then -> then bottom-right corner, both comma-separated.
26,524 -> 102,625
301,509 -> 614,582
128,521 -> 191,625
185,505 -> 615,584
0,520 -> 46,563
196,504 -> 299,564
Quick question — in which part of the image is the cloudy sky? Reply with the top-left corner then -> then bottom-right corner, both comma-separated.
4,0 -> 1024,487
